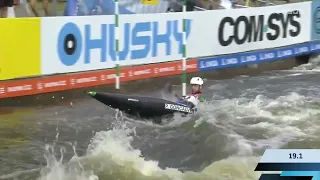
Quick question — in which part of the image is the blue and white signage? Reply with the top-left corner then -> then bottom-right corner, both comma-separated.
41,14 -> 192,74
198,41 -> 320,71
41,2 -> 312,75
311,0 -> 320,41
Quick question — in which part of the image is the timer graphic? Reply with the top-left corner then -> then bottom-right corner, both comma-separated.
255,149 -> 320,180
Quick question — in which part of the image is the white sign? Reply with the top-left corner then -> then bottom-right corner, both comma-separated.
212,2 -> 311,55
164,103 -> 191,113
41,13 -> 190,74
41,2 -> 311,75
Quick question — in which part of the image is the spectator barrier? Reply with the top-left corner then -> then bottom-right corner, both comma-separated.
0,1 -> 319,99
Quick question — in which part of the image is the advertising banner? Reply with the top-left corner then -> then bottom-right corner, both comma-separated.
198,41 -> 320,71
0,18 -> 41,80
41,2 -> 311,75
41,12 -> 194,74
214,2 -> 311,55
311,0 -> 320,41
0,60 -> 198,99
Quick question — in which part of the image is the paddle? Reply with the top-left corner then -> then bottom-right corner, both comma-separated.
163,82 -> 181,100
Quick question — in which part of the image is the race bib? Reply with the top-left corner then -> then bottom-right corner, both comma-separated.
164,103 -> 191,113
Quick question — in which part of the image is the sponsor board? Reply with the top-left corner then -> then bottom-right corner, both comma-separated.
0,79 -> 37,98
0,18 -> 41,80
164,103 -> 191,113
312,0 -> 320,40
41,2 -> 310,75
41,14 -> 192,74
124,59 -> 198,81
218,9 -> 302,47
198,41 -> 320,71
0,60 -> 198,99
215,2 -> 310,54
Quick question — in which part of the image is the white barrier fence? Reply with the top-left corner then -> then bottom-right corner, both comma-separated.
41,2 -> 311,75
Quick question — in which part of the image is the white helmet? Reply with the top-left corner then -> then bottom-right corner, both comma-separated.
190,77 -> 204,86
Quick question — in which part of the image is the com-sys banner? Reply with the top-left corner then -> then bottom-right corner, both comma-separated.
41,2 -> 311,75
214,2 -> 311,55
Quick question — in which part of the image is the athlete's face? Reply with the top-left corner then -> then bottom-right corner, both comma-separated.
191,84 -> 200,93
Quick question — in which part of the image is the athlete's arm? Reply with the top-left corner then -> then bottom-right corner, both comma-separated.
174,93 -> 181,100
199,95 -> 206,102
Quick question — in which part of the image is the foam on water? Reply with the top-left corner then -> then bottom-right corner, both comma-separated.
197,92 -> 320,155
31,89 -> 320,180
35,126 -> 261,180
3,72 -> 320,180
293,54 -> 320,71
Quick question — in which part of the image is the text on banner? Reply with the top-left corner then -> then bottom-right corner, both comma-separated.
198,42 -> 313,71
218,10 -> 301,46
57,19 -> 192,66
0,60 -> 198,99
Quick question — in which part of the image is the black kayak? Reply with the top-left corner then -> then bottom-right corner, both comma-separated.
87,91 -> 193,119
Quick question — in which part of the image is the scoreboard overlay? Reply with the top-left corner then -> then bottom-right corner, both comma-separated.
255,149 -> 320,180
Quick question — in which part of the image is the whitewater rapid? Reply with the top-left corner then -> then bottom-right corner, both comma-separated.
2,56 -> 320,180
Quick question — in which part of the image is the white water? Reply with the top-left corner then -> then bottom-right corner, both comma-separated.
3,55 -> 320,180
31,90 -> 320,180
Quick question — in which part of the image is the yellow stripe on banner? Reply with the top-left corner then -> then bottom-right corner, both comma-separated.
0,18 -> 41,81
141,0 -> 158,5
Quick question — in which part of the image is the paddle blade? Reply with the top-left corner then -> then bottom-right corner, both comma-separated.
163,82 -> 173,94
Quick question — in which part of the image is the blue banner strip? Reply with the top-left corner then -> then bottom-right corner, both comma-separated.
198,41 -> 320,72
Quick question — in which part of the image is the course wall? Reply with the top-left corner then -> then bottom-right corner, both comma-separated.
0,56 -> 304,107
0,1 -> 319,99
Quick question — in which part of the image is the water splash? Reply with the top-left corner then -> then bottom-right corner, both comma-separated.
5,75 -> 320,180
293,54 -> 320,71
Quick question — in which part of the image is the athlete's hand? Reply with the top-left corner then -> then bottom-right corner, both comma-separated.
182,96 -> 198,106
183,95 -> 190,99
181,96 -> 190,102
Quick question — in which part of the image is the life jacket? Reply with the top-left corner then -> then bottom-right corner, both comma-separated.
186,93 -> 201,99
176,93 -> 201,108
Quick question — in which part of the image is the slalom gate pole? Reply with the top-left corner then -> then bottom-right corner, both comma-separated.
115,0 -> 120,89
181,0 -> 187,96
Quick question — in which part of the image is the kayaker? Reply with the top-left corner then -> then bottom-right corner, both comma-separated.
177,77 -> 206,108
